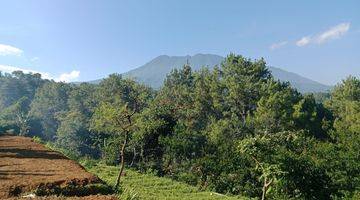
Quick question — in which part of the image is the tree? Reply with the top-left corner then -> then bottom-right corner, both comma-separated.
238,133 -> 286,200
252,80 -> 300,133
238,132 -> 333,200
0,97 -> 31,135
30,81 -> 70,140
326,76 -> 360,134
293,94 -> 332,138
134,102 -> 177,171
91,74 -> 153,188
0,71 -> 44,111
320,76 -> 360,198
56,83 -> 99,157
221,54 -> 271,123
91,102 -> 136,188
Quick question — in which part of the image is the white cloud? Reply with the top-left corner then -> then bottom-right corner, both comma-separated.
296,22 -> 350,47
0,64 -> 80,82
56,70 -> 80,82
270,41 -> 288,50
316,23 -> 350,44
0,44 -> 23,56
296,36 -> 311,47
0,64 -> 51,79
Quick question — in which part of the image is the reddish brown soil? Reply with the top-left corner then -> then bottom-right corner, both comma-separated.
6,195 -> 118,200
0,135 -> 117,200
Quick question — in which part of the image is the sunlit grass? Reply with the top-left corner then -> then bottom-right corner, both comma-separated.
85,163 -> 246,200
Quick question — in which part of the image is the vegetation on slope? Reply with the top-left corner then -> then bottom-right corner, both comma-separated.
0,54 -> 359,199
83,161 -> 245,200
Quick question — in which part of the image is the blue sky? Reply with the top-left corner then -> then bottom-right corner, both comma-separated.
0,0 -> 359,84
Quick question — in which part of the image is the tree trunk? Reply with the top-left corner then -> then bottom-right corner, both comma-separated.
261,177 -> 273,200
130,147 -> 136,167
114,132 -> 128,188
261,177 -> 267,200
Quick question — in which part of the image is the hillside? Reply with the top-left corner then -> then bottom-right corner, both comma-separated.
85,163 -> 245,200
0,134 -> 116,199
90,54 -> 331,93
269,66 -> 331,93
0,133 -> 243,200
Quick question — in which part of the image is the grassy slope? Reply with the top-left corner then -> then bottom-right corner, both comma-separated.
85,164 -> 246,200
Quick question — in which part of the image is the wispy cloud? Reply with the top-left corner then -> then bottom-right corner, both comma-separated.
30,57 -> 39,62
296,22 -> 350,47
296,36 -> 311,47
56,70 -> 80,82
316,23 -> 350,44
0,64 -> 80,82
270,41 -> 288,50
0,44 -> 23,56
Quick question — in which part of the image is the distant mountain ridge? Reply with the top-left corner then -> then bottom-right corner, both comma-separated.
90,54 -> 331,93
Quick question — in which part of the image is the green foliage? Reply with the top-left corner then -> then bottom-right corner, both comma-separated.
293,94 -> 332,138
326,76 -> 360,134
35,182 -> 113,197
0,71 -> 44,111
239,132 -> 334,199
0,96 -> 31,135
101,135 -> 122,165
86,163 -> 245,200
221,55 -> 271,121
0,71 -> 45,135
55,83 -> 100,158
312,92 -> 331,103
32,135 -> 44,144
1,55 -> 359,199
30,81 -> 71,140
118,187 -> 140,200
56,110 -> 99,158
252,80 -> 300,133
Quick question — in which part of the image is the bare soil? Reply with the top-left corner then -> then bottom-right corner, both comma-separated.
0,135 -> 117,200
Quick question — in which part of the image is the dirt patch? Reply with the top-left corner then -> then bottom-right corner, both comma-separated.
0,135 -> 117,200
6,195 -> 118,200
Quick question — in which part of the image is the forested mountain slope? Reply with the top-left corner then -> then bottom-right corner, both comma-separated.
90,54 -> 331,93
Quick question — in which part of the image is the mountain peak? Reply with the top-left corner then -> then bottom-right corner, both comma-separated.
90,54 -> 331,93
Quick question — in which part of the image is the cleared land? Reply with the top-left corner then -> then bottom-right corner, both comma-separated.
0,135 -> 116,200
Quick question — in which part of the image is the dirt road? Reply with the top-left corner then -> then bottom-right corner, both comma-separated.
0,135 -> 117,199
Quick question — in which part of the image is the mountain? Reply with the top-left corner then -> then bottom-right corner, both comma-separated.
124,54 -> 224,88
90,54 -> 332,93
268,67 -> 331,93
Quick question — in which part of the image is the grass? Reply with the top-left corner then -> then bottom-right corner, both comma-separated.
84,162 -> 246,200
30,139 -> 246,200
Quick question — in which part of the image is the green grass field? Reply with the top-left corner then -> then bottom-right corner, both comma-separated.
84,163 -> 246,200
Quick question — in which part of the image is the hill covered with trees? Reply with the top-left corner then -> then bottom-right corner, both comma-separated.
89,54 -> 332,93
0,54 -> 359,199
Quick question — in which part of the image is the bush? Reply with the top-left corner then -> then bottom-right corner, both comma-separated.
79,158 -> 100,169
35,183 -> 113,197
101,136 -> 122,166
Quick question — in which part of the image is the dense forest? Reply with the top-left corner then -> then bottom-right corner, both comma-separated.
0,54 -> 359,199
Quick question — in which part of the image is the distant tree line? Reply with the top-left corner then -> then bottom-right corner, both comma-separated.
0,54 -> 359,199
